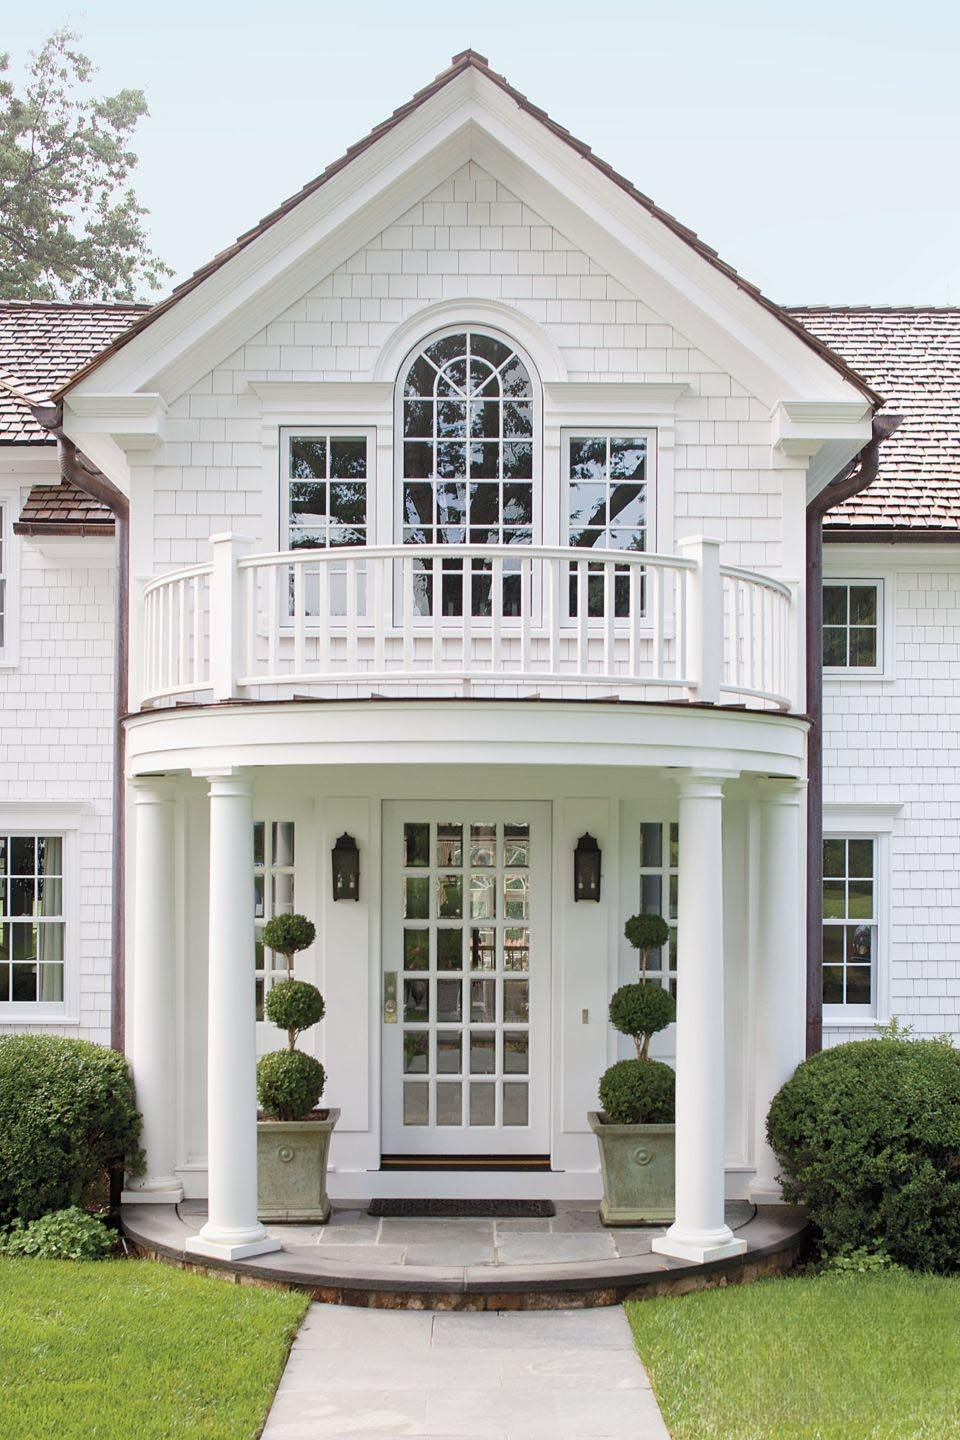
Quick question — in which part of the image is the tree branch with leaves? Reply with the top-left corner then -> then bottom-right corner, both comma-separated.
0,29 -> 171,300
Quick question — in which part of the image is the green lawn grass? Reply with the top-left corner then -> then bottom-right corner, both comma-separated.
0,1256 -> 309,1440
628,1270 -> 960,1440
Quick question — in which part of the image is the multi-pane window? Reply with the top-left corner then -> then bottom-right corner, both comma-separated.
286,434 -> 368,550
637,822 -> 678,997
254,821 -> 295,1021
823,836 -> 876,1009
567,435 -> 649,617
401,331 -> 534,617
823,582 -> 880,669
0,836 -> 64,1003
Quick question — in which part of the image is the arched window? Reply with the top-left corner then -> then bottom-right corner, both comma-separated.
399,330 -> 535,548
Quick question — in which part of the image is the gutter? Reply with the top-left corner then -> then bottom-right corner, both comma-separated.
804,414 -> 900,1056
31,403 -> 129,1060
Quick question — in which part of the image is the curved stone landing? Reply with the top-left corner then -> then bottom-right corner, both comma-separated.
122,1199 -> 807,1310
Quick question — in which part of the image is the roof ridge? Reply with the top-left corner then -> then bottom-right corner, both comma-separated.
0,299 -> 151,312
787,305 -> 960,315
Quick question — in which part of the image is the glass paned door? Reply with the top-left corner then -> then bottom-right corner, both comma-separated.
381,803 -> 550,1155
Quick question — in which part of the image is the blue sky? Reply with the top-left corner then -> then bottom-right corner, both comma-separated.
6,1 -> 960,303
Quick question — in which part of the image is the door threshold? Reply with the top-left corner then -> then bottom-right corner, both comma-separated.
380,1154 -> 552,1173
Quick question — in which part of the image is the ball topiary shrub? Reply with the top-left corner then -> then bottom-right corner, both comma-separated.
600,1058 -> 675,1125
265,979 -> 326,1051
0,1207 -> 115,1261
624,913 -> 670,977
609,982 -> 676,1060
262,914 -> 316,977
257,1049 -> 326,1122
767,1034 -> 960,1271
0,1035 -> 142,1226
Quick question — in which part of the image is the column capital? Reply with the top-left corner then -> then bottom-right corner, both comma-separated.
130,775 -> 174,804
194,767 -> 253,798
675,768 -> 739,799
756,776 -> 806,806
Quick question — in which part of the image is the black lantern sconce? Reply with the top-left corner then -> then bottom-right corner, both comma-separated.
573,833 -> 601,901
332,833 -> 360,901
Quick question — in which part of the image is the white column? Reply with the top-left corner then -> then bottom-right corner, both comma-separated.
122,778 -> 183,1204
185,771 -> 279,1261
750,779 -> 806,1202
653,771 -> 747,1263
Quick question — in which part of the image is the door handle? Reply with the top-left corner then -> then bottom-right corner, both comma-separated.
383,971 -> 398,1023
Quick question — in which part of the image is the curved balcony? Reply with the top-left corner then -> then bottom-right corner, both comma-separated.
137,537 -> 795,712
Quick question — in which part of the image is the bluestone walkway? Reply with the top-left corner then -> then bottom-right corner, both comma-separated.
261,1303 -> 670,1440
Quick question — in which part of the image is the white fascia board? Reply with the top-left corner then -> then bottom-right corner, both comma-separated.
543,382 -> 689,418
824,541 -> 960,569
66,76 -> 483,405
0,447 -> 59,479
465,89 -> 869,409
251,381 -> 394,419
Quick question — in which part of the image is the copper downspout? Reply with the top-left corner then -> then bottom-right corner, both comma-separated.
804,414 -> 900,1055
31,406 -> 129,1059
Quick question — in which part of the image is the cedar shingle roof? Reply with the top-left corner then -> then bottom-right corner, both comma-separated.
14,482 -> 116,535
791,308 -> 960,536
0,300 -> 146,444
52,50 -> 878,407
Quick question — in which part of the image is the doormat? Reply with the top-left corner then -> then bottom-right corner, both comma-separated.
368,1198 -> 556,1218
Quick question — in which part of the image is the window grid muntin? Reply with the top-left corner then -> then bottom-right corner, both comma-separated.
823,835 -> 876,1008
567,433 -> 649,618
400,819 -> 531,1130
286,432 -> 369,551
400,330 -> 534,552
254,821 -> 296,1021
637,821 -> 678,997
0,834 -> 65,1005
823,581 -> 880,670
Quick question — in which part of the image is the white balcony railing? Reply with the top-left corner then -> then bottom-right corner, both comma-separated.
138,536 -> 795,711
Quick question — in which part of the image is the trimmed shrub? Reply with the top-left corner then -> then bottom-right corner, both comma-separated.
261,914 -> 316,974
257,1049 -> 326,1121
624,913 -> 670,975
599,1058 -> 675,1125
1,1207 -> 114,1261
609,981 -> 676,1060
767,1036 -> 960,1271
265,980 -> 326,1050
0,1035 -> 142,1226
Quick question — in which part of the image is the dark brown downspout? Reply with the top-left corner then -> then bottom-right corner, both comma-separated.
804,414 -> 899,1056
31,406 -> 129,1060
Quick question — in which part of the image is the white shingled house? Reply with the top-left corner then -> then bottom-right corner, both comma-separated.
0,52 -> 952,1267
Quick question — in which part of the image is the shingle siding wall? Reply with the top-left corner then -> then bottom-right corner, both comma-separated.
149,162 -> 785,576
823,558 -> 960,1046
0,524 -> 114,1042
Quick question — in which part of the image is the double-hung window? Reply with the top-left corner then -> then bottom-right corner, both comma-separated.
0,835 -> 65,1006
823,581 -> 881,671
282,431 -> 370,619
566,433 -> 652,617
823,836 -> 876,1015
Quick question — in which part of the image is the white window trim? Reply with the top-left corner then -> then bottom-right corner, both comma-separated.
822,804 -> 900,1028
0,488 -> 20,669
279,425 -> 376,552
823,573 -> 892,682
0,806 -> 84,1025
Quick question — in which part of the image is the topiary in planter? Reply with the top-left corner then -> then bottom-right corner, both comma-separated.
609,982 -> 676,1061
265,979 -> 325,1052
767,1031 -> 960,1271
599,1058 -> 675,1124
257,1049 -> 326,1122
0,1034 -> 143,1226
597,911 -> 677,1122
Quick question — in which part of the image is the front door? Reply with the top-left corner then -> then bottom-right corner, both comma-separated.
381,803 -> 551,1156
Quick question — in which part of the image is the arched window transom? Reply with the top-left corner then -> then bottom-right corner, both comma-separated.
400,331 -> 534,547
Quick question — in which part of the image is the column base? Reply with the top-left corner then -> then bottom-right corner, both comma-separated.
185,1224 -> 281,1262
652,1226 -> 748,1264
121,1180 -> 184,1205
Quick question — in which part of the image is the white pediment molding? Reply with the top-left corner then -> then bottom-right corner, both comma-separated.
543,382 -> 689,418
250,381 -> 394,418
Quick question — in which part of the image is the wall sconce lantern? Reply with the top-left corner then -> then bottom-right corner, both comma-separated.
574,833 -> 601,901
332,833 -> 360,901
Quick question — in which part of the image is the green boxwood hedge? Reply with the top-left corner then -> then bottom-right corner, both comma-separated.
0,1035 -> 142,1226
767,1035 -> 960,1271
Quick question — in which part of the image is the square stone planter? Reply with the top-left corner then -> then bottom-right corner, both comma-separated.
257,1109 -> 339,1223
588,1111 -> 675,1225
